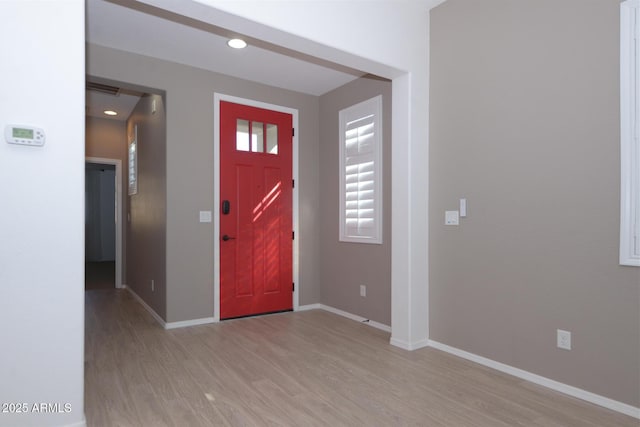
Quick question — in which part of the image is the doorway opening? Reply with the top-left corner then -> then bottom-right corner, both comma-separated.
85,158 -> 123,290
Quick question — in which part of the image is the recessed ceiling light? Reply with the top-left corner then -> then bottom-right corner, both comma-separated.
104,110 -> 118,116
227,38 -> 247,49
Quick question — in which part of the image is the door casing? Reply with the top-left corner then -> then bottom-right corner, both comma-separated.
213,93 -> 299,322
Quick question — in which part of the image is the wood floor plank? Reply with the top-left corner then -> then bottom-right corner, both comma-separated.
84,290 -> 638,426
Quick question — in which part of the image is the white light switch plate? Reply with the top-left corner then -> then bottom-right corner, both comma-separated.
459,198 -> 467,217
445,210 -> 459,225
199,211 -> 212,223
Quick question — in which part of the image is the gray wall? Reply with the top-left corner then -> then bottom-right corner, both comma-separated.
86,117 -> 128,282
126,94 -> 168,319
319,76 -> 392,325
430,0 -> 640,406
87,44 -> 321,322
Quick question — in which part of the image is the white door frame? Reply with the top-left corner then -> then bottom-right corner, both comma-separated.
213,93 -> 300,322
85,157 -> 123,289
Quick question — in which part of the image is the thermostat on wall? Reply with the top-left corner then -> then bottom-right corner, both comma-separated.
5,124 -> 45,146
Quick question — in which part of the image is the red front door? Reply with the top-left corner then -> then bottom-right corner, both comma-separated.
220,101 -> 293,319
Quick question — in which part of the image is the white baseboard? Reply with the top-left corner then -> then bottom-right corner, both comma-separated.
298,303 -> 322,311
390,336 -> 429,351
428,340 -> 640,420
125,286 -> 216,330
165,317 -> 216,329
298,304 -> 427,349
298,303 -> 391,333
124,286 -> 166,328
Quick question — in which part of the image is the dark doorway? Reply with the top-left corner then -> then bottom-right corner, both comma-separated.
85,162 -> 116,290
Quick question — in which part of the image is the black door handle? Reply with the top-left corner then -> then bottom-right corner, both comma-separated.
222,235 -> 236,241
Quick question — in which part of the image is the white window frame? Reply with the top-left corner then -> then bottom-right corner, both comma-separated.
339,95 -> 383,244
621,0 -> 640,266
128,125 -> 138,196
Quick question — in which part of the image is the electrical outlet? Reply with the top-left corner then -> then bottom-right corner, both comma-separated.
557,329 -> 571,350
360,285 -> 366,297
151,279 -> 155,292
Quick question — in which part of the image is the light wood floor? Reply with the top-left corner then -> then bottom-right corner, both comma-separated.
85,290 -> 637,427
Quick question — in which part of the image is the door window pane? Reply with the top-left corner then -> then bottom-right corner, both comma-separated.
252,121 -> 264,153
236,119 -> 249,151
236,120 -> 279,156
266,124 -> 278,155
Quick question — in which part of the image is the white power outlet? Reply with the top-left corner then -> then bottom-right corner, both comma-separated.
360,285 -> 366,297
151,279 -> 155,292
557,329 -> 571,350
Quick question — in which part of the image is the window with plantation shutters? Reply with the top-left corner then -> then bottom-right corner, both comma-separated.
339,95 -> 382,244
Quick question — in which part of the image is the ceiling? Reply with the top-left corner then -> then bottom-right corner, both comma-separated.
85,89 -> 143,121
85,0 -> 367,121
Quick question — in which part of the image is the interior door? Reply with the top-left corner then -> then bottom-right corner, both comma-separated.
220,101 -> 293,319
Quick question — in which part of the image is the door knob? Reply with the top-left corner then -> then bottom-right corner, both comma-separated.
222,235 -> 236,241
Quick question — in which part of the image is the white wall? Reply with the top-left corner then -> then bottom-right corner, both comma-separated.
0,1 -> 86,427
